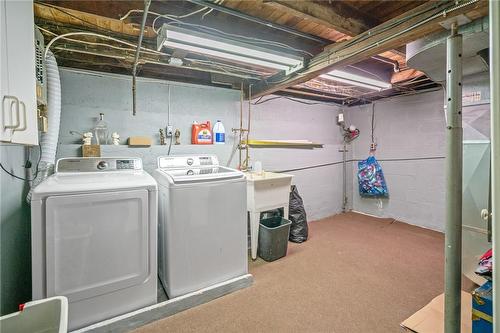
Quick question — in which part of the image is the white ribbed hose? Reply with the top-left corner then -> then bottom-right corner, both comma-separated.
27,50 -> 61,203
40,50 -> 61,164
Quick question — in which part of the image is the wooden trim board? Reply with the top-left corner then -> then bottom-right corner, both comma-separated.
73,274 -> 254,333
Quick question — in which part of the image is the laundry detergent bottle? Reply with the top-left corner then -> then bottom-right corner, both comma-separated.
213,120 -> 225,144
191,121 -> 212,144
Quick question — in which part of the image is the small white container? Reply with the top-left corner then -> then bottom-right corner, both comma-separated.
0,296 -> 68,333
213,120 -> 225,144
254,161 -> 263,175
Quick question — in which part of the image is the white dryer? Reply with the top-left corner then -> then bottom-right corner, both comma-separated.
153,155 -> 247,298
31,157 -> 157,330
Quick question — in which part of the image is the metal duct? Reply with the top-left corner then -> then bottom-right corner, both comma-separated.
477,48 -> 489,68
407,17 -> 489,82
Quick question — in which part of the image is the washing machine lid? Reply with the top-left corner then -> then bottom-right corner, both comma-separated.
158,166 -> 244,184
31,157 -> 157,200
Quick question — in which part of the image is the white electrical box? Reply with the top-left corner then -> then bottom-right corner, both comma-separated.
166,125 -> 173,137
337,113 -> 345,124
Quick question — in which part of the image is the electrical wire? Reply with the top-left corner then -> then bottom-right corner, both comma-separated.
202,0 -> 224,20
141,6 -> 313,57
252,95 -> 338,106
189,59 -> 271,76
121,3 -> 212,23
156,19 -> 313,57
40,26 -> 269,80
167,136 -> 173,155
371,103 -> 375,144
34,2 -> 134,36
43,31 -> 164,59
151,7 -> 210,33
0,145 -> 42,182
38,26 -> 159,56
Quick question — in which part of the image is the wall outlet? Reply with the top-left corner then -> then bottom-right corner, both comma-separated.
166,125 -> 173,137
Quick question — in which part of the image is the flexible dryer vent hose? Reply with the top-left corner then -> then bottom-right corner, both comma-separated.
27,50 -> 61,203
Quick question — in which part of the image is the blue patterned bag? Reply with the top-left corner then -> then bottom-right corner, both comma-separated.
358,156 -> 389,197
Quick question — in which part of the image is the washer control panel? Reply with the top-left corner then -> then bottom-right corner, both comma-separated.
158,155 -> 219,169
116,159 -> 137,170
56,158 -> 143,172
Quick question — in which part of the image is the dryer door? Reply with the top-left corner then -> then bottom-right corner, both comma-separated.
45,189 -> 150,302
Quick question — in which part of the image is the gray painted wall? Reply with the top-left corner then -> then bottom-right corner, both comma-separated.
56,68 -> 345,221
0,144 -> 31,315
348,79 -> 490,232
349,90 -> 447,231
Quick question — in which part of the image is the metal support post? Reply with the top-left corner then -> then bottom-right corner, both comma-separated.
444,22 -> 463,333
490,0 -> 500,330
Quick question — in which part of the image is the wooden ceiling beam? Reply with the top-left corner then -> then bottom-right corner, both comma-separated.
249,0 -> 487,98
34,2 -> 156,38
262,0 -> 379,36
260,0 -> 412,83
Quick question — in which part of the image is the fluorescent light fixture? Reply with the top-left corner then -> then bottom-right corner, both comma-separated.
320,70 -> 392,91
157,25 -> 303,72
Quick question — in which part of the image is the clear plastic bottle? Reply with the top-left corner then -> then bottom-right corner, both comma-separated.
94,113 -> 109,145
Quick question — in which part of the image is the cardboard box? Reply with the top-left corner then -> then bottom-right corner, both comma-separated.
82,145 -> 100,157
401,291 -> 472,333
472,281 -> 492,333
128,136 -> 152,147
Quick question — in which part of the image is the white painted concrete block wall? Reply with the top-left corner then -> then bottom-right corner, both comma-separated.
57,69 -> 346,221
250,98 -> 350,220
349,90 -> 447,231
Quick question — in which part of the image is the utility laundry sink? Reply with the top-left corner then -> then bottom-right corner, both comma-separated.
245,171 -> 293,259
245,171 -> 293,213
0,296 -> 68,333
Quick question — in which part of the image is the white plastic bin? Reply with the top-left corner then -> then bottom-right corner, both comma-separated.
0,296 -> 68,333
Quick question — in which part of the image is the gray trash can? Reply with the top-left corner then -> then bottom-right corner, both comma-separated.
258,216 -> 291,262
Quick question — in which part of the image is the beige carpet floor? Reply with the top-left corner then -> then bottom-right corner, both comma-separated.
134,212 -> 445,333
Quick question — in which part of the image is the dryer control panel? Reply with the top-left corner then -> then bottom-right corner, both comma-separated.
56,158 -> 143,172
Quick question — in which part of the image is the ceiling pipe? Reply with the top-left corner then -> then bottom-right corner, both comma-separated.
185,0 -> 330,45
132,0 -> 151,116
371,55 -> 400,72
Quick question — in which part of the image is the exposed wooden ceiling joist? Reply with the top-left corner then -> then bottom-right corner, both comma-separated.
262,0 -> 380,36
34,2 -> 156,38
253,0 -> 419,83
248,0 -> 488,99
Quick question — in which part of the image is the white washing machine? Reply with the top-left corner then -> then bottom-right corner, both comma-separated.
153,155 -> 247,298
31,157 -> 157,331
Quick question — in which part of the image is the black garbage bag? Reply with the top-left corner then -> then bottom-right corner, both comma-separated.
288,185 -> 308,243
